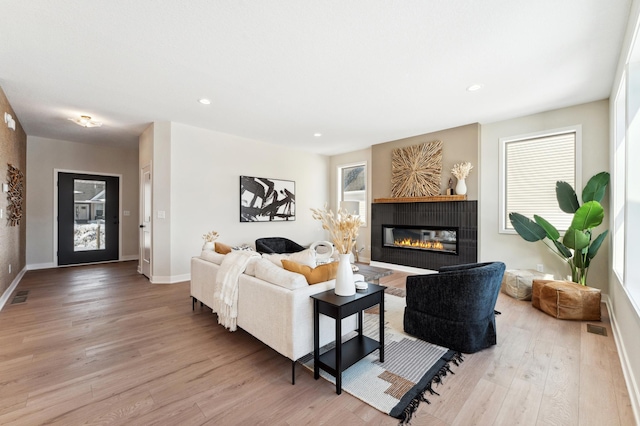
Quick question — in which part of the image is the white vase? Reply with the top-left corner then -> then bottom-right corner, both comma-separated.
455,178 -> 467,195
202,241 -> 215,251
334,253 -> 356,296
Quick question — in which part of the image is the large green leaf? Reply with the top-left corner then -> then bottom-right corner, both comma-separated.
582,172 -> 610,203
556,181 -> 580,214
534,215 -> 560,240
563,228 -> 590,251
552,239 -> 572,258
509,212 -> 546,242
588,230 -> 609,260
570,201 -> 604,230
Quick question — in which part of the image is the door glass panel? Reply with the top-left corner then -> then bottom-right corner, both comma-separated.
74,179 -> 106,251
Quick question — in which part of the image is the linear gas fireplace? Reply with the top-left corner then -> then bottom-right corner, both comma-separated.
383,226 -> 457,255
372,201 -> 477,270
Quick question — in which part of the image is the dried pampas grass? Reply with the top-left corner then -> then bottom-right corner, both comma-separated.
451,162 -> 473,180
310,205 -> 362,254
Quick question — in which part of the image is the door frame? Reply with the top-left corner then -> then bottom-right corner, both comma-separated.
139,162 -> 152,278
53,168 -> 123,266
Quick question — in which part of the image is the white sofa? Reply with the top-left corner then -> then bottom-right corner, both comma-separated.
190,250 -> 357,383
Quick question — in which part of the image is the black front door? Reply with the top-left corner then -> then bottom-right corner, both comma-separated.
58,172 -> 119,265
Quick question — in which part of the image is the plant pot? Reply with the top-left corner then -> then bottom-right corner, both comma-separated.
334,253 -> 355,296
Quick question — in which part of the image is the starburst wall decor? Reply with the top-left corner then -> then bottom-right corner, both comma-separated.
390,140 -> 443,198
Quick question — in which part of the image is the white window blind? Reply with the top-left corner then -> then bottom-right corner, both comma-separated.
503,131 -> 577,232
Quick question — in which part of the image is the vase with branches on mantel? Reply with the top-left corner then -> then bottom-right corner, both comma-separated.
452,162 -> 473,196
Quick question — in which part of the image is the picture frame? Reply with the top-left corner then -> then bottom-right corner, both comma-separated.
240,175 -> 295,222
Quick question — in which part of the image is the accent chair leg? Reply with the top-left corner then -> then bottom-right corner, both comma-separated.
192,297 -> 196,311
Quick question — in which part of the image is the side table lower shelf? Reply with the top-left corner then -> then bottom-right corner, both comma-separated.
317,335 -> 381,376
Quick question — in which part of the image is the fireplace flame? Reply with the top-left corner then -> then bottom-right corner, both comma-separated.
394,238 -> 444,250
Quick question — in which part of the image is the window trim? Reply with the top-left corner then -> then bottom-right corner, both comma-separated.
499,125 -> 582,234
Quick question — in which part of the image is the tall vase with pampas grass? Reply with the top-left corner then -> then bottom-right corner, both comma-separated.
311,204 -> 363,296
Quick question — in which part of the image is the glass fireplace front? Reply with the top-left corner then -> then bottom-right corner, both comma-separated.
382,225 -> 458,255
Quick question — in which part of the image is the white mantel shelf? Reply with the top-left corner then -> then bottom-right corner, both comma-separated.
373,195 -> 467,203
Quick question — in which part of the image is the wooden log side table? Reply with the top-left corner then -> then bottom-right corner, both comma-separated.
310,284 -> 386,395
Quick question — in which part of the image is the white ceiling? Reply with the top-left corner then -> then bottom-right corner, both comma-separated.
0,0 -> 632,155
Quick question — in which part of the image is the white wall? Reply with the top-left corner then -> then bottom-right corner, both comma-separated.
26,136 -> 139,267
146,122 -> 331,282
479,100 -> 610,291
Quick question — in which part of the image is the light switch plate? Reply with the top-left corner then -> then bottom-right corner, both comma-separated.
123,210 -> 130,216
157,211 -> 166,219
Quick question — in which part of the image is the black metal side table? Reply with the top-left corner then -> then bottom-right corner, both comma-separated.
310,284 -> 386,395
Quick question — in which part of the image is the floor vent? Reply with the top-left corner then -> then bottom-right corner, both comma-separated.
10,290 -> 29,305
587,324 -> 607,336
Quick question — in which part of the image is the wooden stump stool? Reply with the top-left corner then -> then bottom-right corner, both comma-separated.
532,279 -> 601,320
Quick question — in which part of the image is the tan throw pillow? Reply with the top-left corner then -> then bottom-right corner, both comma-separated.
281,260 -> 338,285
215,242 -> 232,255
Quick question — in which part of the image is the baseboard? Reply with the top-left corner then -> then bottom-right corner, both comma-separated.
150,273 -> 190,284
369,261 -> 436,275
26,262 -> 56,270
121,255 -> 139,261
0,266 -> 27,312
606,297 -> 640,425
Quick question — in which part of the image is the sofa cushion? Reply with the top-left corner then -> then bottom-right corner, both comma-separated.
215,242 -> 232,254
281,260 -> 338,285
200,250 -> 226,265
262,248 -> 317,268
262,253 -> 289,267
254,258 -> 308,290
287,249 -> 316,267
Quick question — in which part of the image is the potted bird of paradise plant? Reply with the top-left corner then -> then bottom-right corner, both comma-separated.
508,172 -> 609,286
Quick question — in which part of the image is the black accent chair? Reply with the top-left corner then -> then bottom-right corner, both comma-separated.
403,261 -> 506,353
255,237 -> 305,254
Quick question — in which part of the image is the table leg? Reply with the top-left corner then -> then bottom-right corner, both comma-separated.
379,291 -> 385,363
335,311 -> 342,395
313,299 -> 320,380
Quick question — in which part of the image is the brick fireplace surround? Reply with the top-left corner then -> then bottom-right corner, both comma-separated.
371,200 -> 478,271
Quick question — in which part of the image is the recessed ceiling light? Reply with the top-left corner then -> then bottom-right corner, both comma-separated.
314,133 -> 322,137
198,98 -> 211,105
466,84 -> 484,92
68,115 -> 102,128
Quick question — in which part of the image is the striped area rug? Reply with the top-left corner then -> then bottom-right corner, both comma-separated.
301,293 -> 463,424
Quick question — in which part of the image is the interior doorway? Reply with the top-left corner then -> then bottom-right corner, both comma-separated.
140,165 -> 152,278
57,172 -> 120,265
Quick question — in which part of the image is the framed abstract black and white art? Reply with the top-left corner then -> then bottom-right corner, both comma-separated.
240,176 -> 295,222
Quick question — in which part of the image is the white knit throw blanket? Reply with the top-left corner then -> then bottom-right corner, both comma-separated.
214,250 -> 260,331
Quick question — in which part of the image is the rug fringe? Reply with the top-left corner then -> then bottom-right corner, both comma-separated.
397,352 -> 464,425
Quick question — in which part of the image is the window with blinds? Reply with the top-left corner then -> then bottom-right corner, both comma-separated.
500,127 -> 581,233
338,163 -> 367,226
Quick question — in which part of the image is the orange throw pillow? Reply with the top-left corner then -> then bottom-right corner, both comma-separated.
281,260 -> 338,285
215,242 -> 232,255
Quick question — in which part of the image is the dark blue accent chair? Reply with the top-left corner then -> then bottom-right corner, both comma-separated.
403,262 -> 506,353
255,237 -> 305,254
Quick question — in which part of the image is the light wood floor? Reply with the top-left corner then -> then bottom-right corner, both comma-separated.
0,261 -> 635,425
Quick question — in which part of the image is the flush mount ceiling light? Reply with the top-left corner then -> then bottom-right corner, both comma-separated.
68,115 -> 102,128
314,133 -> 322,137
466,84 -> 484,92
198,98 -> 211,105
